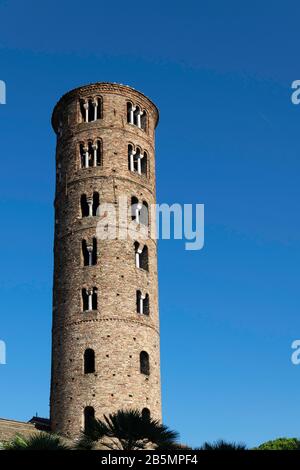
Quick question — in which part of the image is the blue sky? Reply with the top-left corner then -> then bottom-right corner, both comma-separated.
0,0 -> 300,448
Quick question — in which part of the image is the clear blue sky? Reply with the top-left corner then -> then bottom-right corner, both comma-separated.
0,0 -> 300,448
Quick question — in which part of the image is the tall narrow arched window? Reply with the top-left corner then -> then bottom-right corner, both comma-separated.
84,349 -> 95,374
81,194 -> 89,217
127,102 -> 134,124
143,294 -> 149,316
93,139 -> 102,166
140,351 -> 150,375
128,144 -> 134,171
82,240 -> 89,266
92,287 -> 98,310
142,408 -> 150,421
141,111 -> 147,131
136,290 -> 142,313
92,237 -> 97,265
79,143 -> 85,168
82,288 -> 89,311
140,245 -> 149,271
80,99 -> 88,123
141,151 -> 147,176
88,99 -> 94,122
84,406 -> 95,432
131,196 -> 139,222
134,106 -> 140,127
93,192 -> 100,216
140,202 -> 149,226
95,97 -> 102,120
135,148 -> 141,173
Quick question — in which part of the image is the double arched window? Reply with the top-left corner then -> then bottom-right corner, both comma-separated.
82,287 -> 98,311
136,291 -> 149,315
131,197 -> 149,226
81,192 -> 100,218
127,102 -> 147,131
82,238 -> 97,266
134,242 -> 149,271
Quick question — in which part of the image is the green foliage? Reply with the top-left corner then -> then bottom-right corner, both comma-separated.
255,438 -> 300,450
199,439 -> 247,450
3,432 -> 69,450
76,408 -> 179,450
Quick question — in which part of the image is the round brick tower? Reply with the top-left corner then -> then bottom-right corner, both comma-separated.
50,82 -> 161,437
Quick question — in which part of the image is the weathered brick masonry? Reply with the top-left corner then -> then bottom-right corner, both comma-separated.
50,83 -> 162,437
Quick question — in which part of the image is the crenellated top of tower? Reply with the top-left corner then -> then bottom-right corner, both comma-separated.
51,82 -> 159,133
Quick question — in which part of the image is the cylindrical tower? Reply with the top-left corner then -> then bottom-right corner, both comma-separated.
50,82 -> 161,437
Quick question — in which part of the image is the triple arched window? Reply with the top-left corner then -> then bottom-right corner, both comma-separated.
80,97 -> 102,123
79,140 -> 102,168
128,144 -> 147,176
127,102 -> 147,131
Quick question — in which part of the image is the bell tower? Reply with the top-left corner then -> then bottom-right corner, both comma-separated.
50,82 -> 161,437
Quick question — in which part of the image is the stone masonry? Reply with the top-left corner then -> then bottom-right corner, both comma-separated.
50,83 -> 162,437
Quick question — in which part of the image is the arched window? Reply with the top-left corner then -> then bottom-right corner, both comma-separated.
131,196 -> 139,222
95,97 -> 102,120
140,351 -> 150,375
94,139 -> 102,166
140,245 -> 149,271
82,240 -> 89,266
142,408 -> 150,421
127,102 -> 134,124
92,237 -> 97,265
88,99 -> 94,122
92,287 -> 98,310
141,111 -> 147,131
81,194 -> 89,217
82,288 -> 89,311
141,151 -> 147,176
84,406 -> 95,432
140,202 -> 149,226
79,143 -> 86,168
143,294 -> 149,316
80,99 -> 88,123
93,192 -> 100,216
134,106 -> 140,127
128,144 -> 134,171
136,290 -> 142,313
84,349 -> 95,374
